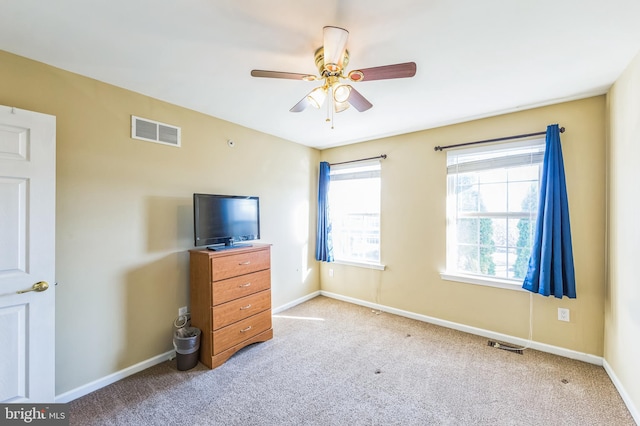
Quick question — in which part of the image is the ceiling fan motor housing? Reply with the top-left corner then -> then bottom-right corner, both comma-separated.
314,47 -> 350,77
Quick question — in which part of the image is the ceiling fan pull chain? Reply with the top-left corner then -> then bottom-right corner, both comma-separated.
330,86 -> 335,129
326,86 -> 332,125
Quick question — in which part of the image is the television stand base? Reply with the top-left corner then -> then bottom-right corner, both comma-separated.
207,243 -> 253,251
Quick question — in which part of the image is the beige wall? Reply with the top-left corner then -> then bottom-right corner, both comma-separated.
0,50 -> 320,395
321,97 -> 607,356
606,50 -> 640,417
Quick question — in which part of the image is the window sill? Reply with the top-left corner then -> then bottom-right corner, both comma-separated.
333,260 -> 386,271
440,272 -> 526,292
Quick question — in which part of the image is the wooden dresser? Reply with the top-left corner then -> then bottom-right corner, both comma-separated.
189,244 -> 273,369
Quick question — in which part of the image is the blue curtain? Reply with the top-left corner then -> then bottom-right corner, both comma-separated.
522,124 -> 576,298
315,161 -> 334,262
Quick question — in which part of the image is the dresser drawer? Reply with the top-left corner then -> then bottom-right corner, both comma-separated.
210,248 -> 270,281
212,269 -> 270,306
212,310 -> 272,355
212,290 -> 271,331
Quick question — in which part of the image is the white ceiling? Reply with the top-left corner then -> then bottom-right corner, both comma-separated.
2,1 -> 640,149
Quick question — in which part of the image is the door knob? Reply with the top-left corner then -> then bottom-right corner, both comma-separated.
16,281 -> 49,294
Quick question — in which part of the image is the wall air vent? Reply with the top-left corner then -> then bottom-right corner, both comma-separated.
131,116 -> 181,147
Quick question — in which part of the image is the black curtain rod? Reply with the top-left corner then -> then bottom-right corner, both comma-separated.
434,127 -> 565,152
329,154 -> 387,166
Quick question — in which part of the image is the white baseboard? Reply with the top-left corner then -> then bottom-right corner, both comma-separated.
603,359 -> 640,424
319,290 -> 603,366
273,290 -> 320,314
55,350 -> 175,403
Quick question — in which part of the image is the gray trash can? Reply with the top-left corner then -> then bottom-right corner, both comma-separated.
173,326 -> 201,371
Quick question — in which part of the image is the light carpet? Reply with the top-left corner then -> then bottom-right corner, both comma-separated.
69,296 -> 634,425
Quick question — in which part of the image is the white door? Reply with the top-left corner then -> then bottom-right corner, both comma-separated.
0,105 -> 56,403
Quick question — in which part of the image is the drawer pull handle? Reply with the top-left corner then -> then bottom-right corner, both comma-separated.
240,326 -> 252,333
240,304 -> 252,310
239,261 -> 251,265
239,282 -> 251,288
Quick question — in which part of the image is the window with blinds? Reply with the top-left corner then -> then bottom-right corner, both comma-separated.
446,138 -> 545,281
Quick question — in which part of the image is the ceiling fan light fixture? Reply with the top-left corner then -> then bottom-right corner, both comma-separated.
307,86 -> 327,109
334,100 -> 350,113
323,26 -> 349,73
333,84 -> 352,103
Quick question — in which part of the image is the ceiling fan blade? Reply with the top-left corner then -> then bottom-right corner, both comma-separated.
347,87 -> 373,112
251,70 -> 315,80
349,62 -> 417,82
289,94 -> 310,112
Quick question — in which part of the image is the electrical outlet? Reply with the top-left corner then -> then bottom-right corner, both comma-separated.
329,268 -> 334,278
178,306 -> 188,316
558,308 -> 570,322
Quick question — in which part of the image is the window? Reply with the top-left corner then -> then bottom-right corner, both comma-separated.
329,161 -> 381,265
446,139 -> 545,283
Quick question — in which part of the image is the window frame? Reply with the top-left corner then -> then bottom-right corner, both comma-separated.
443,138 -> 545,289
328,160 -> 384,270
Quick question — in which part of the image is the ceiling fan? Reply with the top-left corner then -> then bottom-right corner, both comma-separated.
251,26 -> 417,122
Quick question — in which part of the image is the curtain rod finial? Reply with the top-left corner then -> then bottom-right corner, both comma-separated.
434,146 -> 442,151
559,127 -> 565,133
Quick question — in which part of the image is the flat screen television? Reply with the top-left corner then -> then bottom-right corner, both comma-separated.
193,193 -> 260,250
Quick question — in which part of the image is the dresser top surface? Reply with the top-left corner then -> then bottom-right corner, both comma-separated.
189,243 -> 271,258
